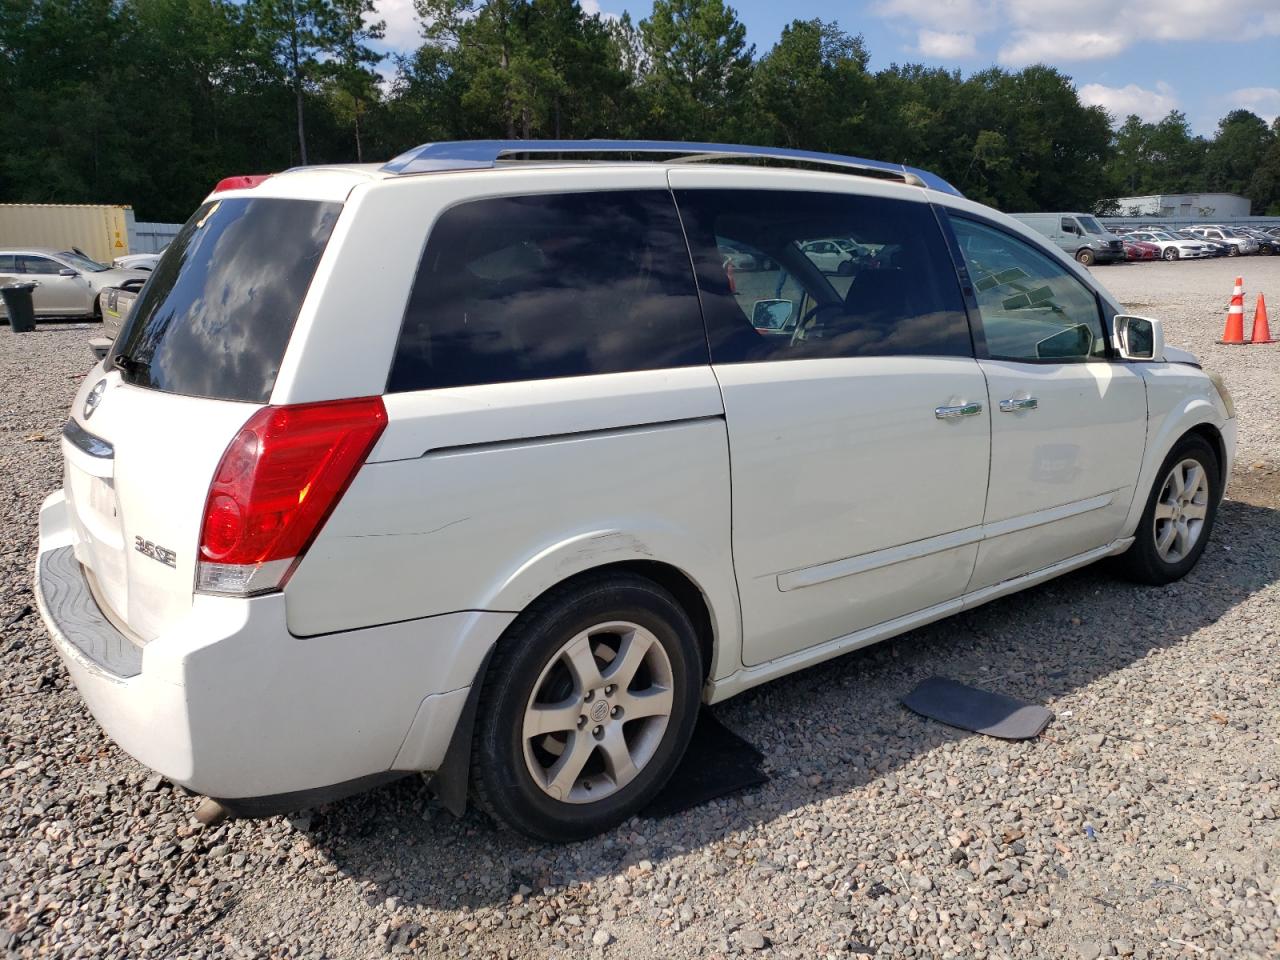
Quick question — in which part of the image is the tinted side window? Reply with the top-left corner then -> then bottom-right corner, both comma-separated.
0,255 -> 15,271
388,191 -> 707,392
675,190 -> 971,363
20,256 -> 60,275
951,217 -> 1107,362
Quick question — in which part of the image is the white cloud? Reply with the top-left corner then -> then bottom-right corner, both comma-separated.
997,30 -> 1127,66
374,0 -> 422,51
1079,81 -> 1179,123
878,0 -> 1280,65
878,0 -> 992,22
1225,86 -> 1280,124
916,30 -> 977,58
579,0 -> 621,21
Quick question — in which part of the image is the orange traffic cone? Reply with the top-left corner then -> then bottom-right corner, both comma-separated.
1250,293 -> 1274,344
1219,276 -> 1247,344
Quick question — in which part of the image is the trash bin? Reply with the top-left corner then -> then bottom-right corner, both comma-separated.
1,282 -> 37,333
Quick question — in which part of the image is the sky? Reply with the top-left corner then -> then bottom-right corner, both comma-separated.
371,0 -> 1280,136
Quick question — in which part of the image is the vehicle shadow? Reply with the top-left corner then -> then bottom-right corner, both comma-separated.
280,490 -> 1280,911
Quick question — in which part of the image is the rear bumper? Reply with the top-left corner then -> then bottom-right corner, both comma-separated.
36,490 -> 513,806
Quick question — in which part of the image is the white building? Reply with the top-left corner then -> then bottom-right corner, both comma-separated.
1112,193 -> 1250,219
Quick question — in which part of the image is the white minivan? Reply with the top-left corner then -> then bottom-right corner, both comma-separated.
36,141 -> 1236,841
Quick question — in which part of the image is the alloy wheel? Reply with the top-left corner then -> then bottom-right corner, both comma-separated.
1152,458 -> 1210,563
521,621 -> 674,804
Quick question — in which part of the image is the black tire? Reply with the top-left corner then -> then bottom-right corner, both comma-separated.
1228,245 -> 1239,257
1114,434 -> 1220,586
1075,248 -> 1096,266
471,572 -> 702,842
836,260 -> 854,276
1162,247 -> 1179,261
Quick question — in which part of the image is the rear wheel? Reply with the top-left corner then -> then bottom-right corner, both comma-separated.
1075,248 -> 1096,266
1228,245 -> 1239,257
1162,247 -> 1179,261
1115,434 -> 1220,585
471,572 -> 702,842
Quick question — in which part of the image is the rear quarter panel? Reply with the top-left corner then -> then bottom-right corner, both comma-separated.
285,375 -> 739,679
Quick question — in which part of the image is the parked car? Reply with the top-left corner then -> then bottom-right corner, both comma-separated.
1186,226 -> 1256,256
1170,231 -> 1228,257
1007,213 -> 1125,265
799,238 -> 856,274
35,141 -> 1236,842
1125,231 -> 1214,260
1237,229 -> 1275,255
0,248 -> 147,320
1123,239 -> 1160,261
91,278 -> 147,359
112,246 -> 168,271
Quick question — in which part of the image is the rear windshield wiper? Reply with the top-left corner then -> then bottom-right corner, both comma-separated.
113,352 -> 150,376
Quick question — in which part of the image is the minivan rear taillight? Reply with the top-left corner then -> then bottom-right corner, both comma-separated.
196,397 -> 388,596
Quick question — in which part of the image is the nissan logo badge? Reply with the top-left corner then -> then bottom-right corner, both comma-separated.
83,380 -> 107,420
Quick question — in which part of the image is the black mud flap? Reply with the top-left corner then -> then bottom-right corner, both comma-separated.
902,676 -> 1052,740
425,646 -> 496,817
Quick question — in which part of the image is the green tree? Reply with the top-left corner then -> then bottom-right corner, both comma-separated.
745,19 -> 870,153
1205,109 -> 1275,197
319,0 -> 384,160
638,0 -> 753,140
247,0 -> 332,163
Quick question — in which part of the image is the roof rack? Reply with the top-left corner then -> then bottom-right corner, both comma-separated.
380,140 -> 963,197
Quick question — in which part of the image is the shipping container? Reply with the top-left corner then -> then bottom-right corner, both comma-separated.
0,203 -> 132,263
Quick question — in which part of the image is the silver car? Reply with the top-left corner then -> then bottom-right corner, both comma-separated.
0,248 -> 148,320
112,246 -> 167,271
92,279 -> 146,359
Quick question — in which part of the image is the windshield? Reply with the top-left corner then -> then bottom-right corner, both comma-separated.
112,196 -> 342,402
58,251 -> 109,272
1152,232 -> 1175,241
1078,216 -> 1104,235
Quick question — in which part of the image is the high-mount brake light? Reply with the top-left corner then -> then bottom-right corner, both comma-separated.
196,397 -> 388,596
211,174 -> 272,193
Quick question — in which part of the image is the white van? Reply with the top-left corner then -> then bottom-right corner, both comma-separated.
1008,212 -> 1126,266
36,141 -> 1236,841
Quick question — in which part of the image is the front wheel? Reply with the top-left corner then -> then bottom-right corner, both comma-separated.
1162,247 -> 1179,261
1075,248 -> 1096,266
1115,434 -> 1220,585
471,572 -> 702,842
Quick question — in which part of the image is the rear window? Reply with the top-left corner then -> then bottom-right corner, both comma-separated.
387,190 -> 707,392
112,197 -> 341,402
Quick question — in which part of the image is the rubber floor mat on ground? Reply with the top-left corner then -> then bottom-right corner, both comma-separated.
641,709 -> 768,818
902,676 -> 1053,740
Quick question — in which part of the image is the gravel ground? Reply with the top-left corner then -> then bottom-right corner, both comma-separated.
2,256 -> 1278,960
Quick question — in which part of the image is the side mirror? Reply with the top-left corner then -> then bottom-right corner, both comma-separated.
58,267 -> 77,277
1114,315 -> 1164,361
751,298 -> 793,330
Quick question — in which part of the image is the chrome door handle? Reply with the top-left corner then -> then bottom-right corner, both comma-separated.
998,397 -> 1039,413
934,401 -> 983,420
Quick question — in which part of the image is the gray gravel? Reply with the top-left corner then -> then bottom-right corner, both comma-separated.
3,256 -> 1279,959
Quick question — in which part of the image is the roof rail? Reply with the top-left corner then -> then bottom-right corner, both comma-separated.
380,140 -> 963,197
